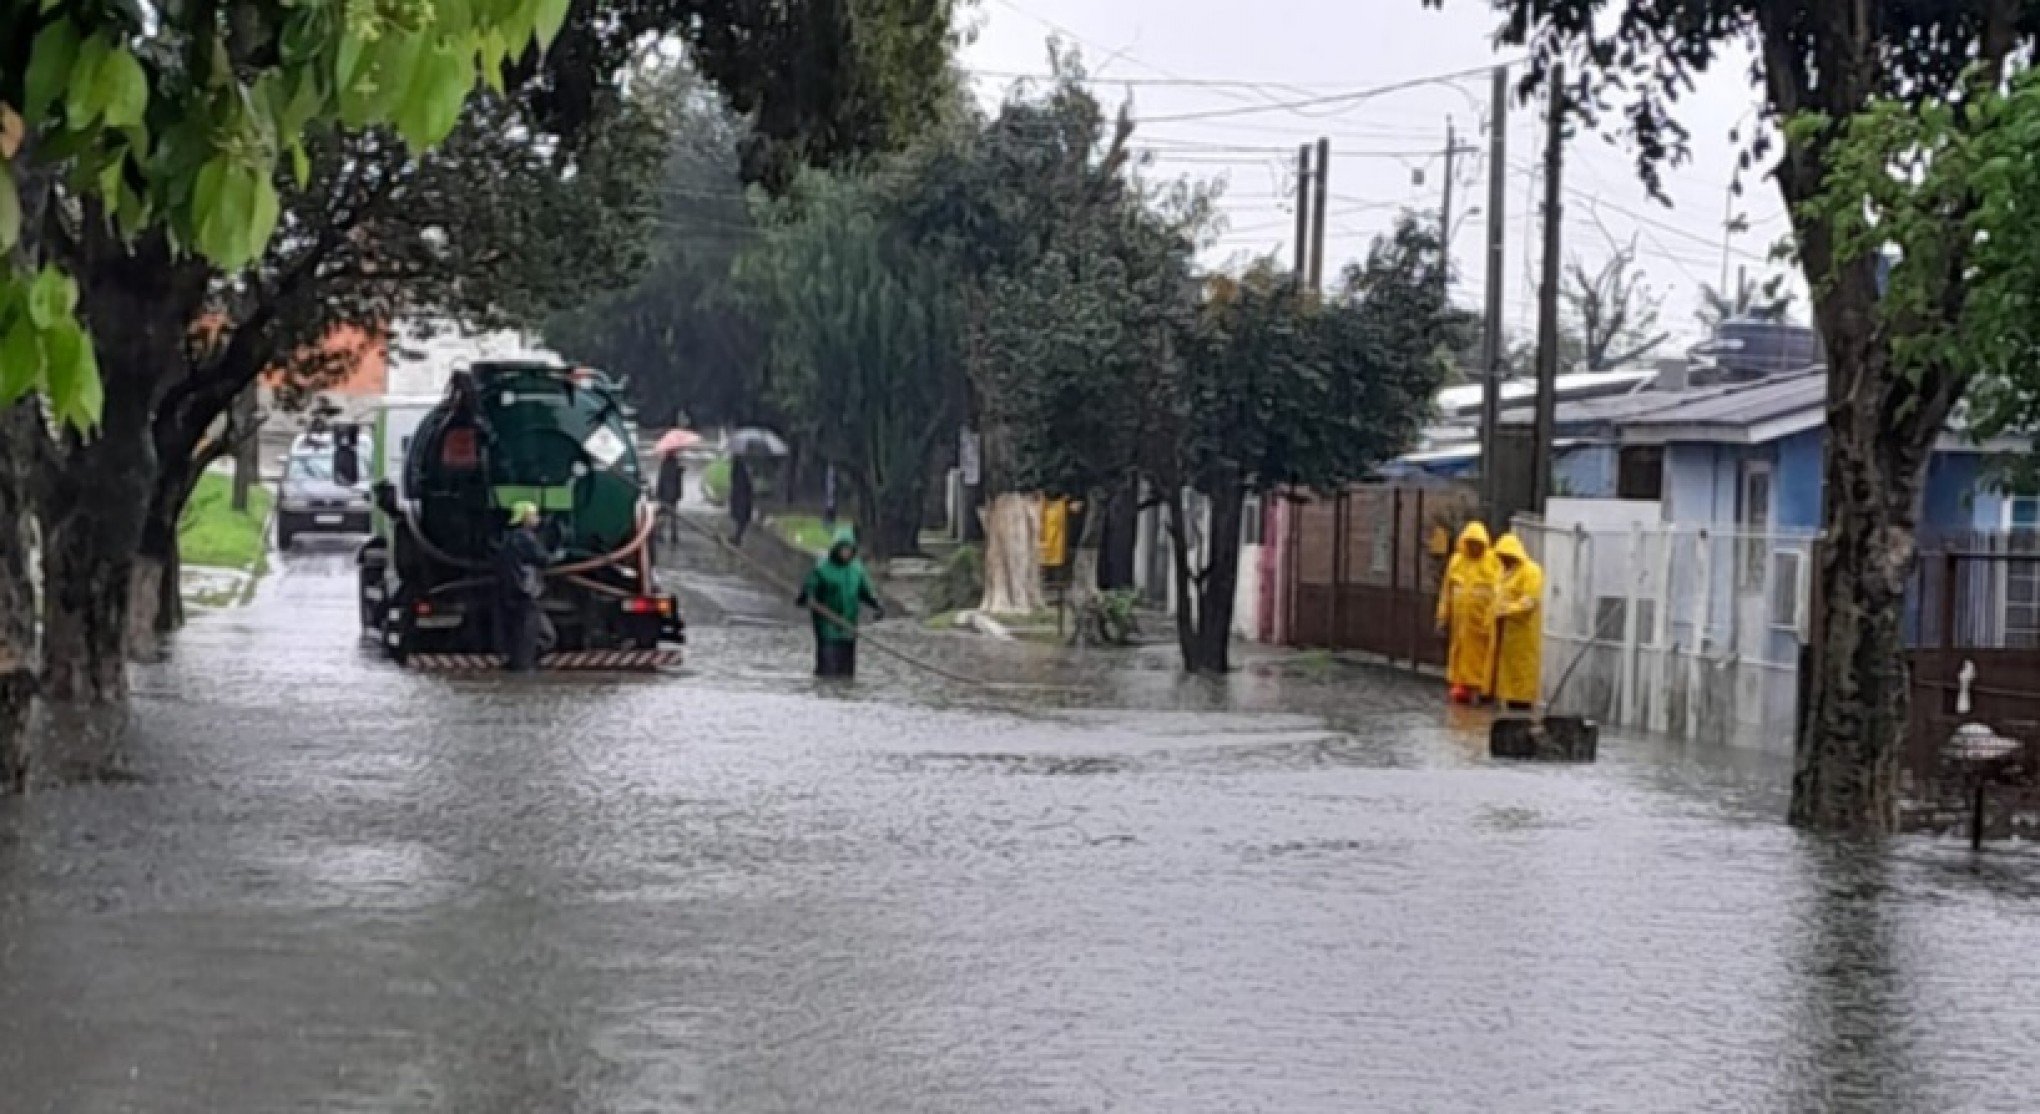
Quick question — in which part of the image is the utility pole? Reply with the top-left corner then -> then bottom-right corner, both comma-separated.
1441,119 -> 1457,250
1294,144 -> 1313,284
1308,137 -> 1330,291
1531,63 -> 1566,517
1478,66 -> 1509,527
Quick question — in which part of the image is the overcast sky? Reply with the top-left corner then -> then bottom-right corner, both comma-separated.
959,0 -> 1802,348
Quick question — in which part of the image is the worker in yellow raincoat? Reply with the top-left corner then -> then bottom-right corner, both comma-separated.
1435,521 -> 1501,704
1492,532 -> 1545,710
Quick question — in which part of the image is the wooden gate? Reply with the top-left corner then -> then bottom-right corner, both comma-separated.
1285,483 -> 1478,669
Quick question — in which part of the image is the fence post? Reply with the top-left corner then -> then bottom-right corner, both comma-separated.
1688,528 -> 1711,742
1620,521 -> 1643,727
1329,489 -> 1347,648
1941,551 -> 1959,650
1390,486 -> 1405,666
1648,522 -> 1676,735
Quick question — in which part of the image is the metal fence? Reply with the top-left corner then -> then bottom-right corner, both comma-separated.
1904,540 -> 2040,829
1512,517 -> 1815,753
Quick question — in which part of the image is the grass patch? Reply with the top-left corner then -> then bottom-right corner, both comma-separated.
701,456 -> 731,503
180,471 -> 273,571
773,514 -> 851,556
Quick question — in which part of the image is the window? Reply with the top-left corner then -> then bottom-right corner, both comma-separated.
1770,549 -> 1808,634
285,453 -> 333,482
1241,493 -> 1265,547
1739,461 -> 1773,589
2008,498 -> 2040,648
1617,446 -> 1665,500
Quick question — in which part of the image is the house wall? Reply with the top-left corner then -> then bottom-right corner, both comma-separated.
1774,429 -> 1823,532
1554,444 -> 1617,498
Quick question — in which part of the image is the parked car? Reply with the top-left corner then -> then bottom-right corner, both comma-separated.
276,426 -> 374,548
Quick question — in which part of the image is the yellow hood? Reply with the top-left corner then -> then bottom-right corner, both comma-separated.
1456,521 -> 1493,557
1494,533 -> 1529,562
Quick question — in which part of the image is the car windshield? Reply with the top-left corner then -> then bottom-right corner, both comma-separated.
286,454 -> 334,482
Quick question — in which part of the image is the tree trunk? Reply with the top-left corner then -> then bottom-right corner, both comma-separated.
1164,488 -> 1200,668
1791,346 -> 1933,834
1064,489 -> 1106,646
0,404 -> 41,792
1189,482 -> 1246,674
1099,480 -> 1138,591
230,384 -> 259,512
41,232 -> 205,708
978,493 -> 1044,615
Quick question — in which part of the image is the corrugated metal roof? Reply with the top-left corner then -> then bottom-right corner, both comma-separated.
1621,372 -> 1825,429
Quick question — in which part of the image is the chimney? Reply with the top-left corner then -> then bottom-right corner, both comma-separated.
1652,357 -> 1691,393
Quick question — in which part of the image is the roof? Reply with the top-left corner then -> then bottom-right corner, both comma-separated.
1619,373 -> 1827,445
1433,368 -> 1654,418
1498,381 -> 1750,431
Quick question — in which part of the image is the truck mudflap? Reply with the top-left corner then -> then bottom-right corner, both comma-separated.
406,649 -> 684,672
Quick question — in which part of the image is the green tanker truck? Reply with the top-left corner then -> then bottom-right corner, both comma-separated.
357,361 -> 684,670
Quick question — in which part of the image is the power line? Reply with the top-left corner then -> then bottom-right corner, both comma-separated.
1138,63 -> 1510,125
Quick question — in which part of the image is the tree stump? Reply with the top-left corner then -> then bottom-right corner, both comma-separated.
1490,715 -> 1599,762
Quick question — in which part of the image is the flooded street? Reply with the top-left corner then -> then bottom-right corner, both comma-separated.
4,525 -> 2040,1112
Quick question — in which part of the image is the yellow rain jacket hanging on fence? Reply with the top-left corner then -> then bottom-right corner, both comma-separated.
1435,522 -> 1501,697
1492,533 -> 1545,707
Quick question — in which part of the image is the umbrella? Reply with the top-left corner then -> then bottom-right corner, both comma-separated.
726,426 -> 790,458
654,428 -> 704,456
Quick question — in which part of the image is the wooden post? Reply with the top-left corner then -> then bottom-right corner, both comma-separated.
1941,551 -> 1960,650
1391,486 -> 1407,666
1329,489 -> 1347,647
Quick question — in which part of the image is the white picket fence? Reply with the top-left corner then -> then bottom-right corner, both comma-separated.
1513,514 -> 1815,754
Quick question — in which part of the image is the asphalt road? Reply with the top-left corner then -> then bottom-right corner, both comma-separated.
3,525 -> 2040,1111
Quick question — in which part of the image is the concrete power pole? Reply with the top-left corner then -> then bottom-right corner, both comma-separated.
1441,120 -> 1456,251
1531,64 -> 1566,516
1478,67 -> 1509,526
1308,137 -> 1330,291
1294,144 -> 1313,283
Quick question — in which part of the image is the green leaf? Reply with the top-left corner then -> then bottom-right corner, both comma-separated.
0,318 -> 45,403
43,320 -> 102,430
246,173 -> 281,256
25,267 -> 76,328
336,31 -> 370,96
289,141 -> 311,190
532,0 -> 571,49
23,19 -> 81,124
66,35 -> 113,127
0,167 -> 18,252
98,48 -> 149,128
478,30 -> 508,94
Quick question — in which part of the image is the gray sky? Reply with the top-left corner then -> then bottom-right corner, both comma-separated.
960,0 -> 1802,348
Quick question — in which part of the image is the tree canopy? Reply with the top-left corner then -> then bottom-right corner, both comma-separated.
0,0 -> 572,425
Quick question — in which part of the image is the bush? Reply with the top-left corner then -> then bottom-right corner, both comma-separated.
701,456 -> 732,503
926,545 -> 983,614
180,472 -> 273,571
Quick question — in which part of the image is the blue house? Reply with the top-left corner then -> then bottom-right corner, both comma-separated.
1617,371 -> 2023,539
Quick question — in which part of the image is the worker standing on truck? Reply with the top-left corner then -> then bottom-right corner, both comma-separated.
796,528 -> 884,678
496,501 -> 555,672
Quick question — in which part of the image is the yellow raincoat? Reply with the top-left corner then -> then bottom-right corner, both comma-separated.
1435,522 -> 1501,696
1492,533 -> 1545,707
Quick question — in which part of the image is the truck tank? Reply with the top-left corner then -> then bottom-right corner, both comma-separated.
360,361 -> 684,669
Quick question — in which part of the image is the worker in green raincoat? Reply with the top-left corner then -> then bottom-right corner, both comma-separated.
796,527 -> 884,677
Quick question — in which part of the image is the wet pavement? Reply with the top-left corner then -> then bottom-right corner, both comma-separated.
5,518 -> 2040,1112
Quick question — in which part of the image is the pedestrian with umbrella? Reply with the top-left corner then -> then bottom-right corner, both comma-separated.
654,450 -> 685,544
728,457 -> 755,546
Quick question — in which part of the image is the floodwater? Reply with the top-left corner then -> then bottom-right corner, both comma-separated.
3,513 -> 2040,1112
